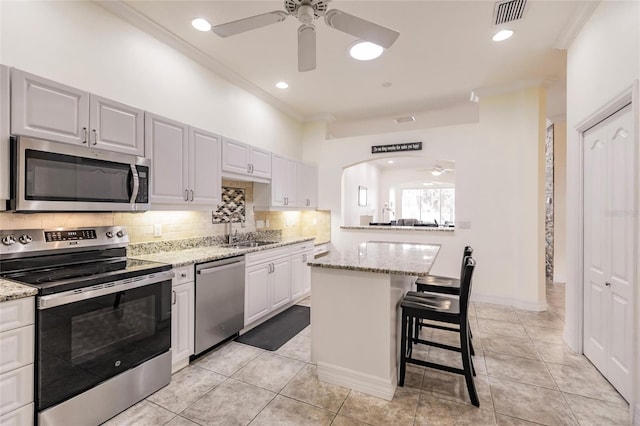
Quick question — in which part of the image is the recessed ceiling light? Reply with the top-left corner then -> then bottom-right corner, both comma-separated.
492,29 -> 513,42
192,18 -> 212,32
276,81 -> 289,89
394,116 -> 415,124
349,41 -> 383,61
382,81 -> 392,88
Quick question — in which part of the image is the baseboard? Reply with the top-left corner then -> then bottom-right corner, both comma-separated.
471,292 -> 548,312
317,361 -> 395,401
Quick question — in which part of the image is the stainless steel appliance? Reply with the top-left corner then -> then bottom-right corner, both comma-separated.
9,136 -> 150,212
194,256 -> 245,356
0,226 -> 173,426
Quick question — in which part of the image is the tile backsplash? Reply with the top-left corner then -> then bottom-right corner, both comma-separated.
0,180 -> 331,244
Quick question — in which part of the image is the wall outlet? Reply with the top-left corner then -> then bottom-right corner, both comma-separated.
153,224 -> 162,237
265,219 -> 270,228
256,220 -> 265,229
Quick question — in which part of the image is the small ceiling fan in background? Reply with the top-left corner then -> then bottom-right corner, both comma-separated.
209,0 -> 400,72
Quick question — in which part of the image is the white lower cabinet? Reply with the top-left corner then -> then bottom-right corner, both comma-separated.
171,265 -> 194,373
290,242 -> 314,300
0,298 -> 34,425
244,248 -> 291,326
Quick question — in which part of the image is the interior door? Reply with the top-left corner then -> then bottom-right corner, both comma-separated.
583,103 -> 634,401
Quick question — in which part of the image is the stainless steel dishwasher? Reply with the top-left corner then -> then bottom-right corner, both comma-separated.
194,255 -> 245,356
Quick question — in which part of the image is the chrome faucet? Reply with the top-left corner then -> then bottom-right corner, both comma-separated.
228,211 -> 246,244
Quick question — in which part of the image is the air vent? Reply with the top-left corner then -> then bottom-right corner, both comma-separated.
493,0 -> 527,25
394,116 -> 415,124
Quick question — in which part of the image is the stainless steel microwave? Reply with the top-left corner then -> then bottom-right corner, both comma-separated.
9,136 -> 150,212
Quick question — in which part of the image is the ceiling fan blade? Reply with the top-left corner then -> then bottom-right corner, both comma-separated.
298,24 -> 316,72
324,9 -> 399,48
212,11 -> 288,37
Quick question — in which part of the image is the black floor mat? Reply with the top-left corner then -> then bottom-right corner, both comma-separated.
235,305 -> 310,351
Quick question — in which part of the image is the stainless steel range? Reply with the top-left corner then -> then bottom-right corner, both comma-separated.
0,226 -> 173,426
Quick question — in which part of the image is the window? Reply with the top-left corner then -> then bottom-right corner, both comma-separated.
401,188 -> 455,224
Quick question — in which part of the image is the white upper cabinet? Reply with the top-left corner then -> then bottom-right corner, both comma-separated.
270,154 -> 299,207
89,94 -> 144,156
145,113 -> 221,209
1,65 -> 9,208
221,137 -> 271,182
301,163 -> 318,208
11,69 -> 144,156
190,127 -> 221,206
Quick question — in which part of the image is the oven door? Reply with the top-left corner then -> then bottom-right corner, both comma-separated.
11,136 -> 150,212
35,273 -> 172,412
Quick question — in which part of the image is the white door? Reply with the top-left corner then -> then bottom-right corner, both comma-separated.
11,69 -> 89,145
190,127 -> 221,206
270,257 -> 291,311
245,264 -> 271,325
222,138 -> 250,175
145,113 -> 189,205
89,94 -> 144,156
271,154 -> 287,206
171,281 -> 194,367
250,146 -> 272,179
583,103 -> 634,401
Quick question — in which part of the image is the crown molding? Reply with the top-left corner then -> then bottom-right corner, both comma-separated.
553,1 -> 599,50
94,0 -> 304,123
304,113 -> 336,123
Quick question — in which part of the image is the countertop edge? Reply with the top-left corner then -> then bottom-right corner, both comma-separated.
130,237 -> 316,267
0,278 -> 38,302
340,225 -> 455,232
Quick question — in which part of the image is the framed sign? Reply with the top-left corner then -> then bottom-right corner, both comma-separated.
371,142 -> 422,154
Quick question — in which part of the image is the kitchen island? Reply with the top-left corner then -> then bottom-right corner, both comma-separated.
307,241 -> 440,401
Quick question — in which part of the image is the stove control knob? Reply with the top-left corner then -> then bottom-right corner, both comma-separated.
18,234 -> 32,245
116,230 -> 126,238
2,235 -> 16,245
106,231 -> 114,238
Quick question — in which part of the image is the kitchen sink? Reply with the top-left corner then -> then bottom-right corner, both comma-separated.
222,241 -> 278,249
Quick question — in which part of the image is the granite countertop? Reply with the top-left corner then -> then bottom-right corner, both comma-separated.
0,278 -> 38,303
341,225 -> 455,232
130,237 -> 316,267
307,241 -> 440,276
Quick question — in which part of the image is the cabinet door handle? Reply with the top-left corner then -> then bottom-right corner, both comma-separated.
184,189 -> 189,201
190,189 -> 194,201
172,290 -> 177,305
92,129 -> 98,145
82,127 -> 88,144
247,163 -> 251,174
605,282 -> 611,287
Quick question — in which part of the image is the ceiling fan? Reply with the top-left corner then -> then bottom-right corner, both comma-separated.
210,0 -> 400,72
416,164 -> 455,176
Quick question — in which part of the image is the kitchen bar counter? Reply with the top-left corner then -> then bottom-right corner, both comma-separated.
0,278 -> 38,302
341,225 -> 455,232
309,241 -> 440,401
130,237 -> 315,267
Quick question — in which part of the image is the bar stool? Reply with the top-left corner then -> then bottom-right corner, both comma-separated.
399,256 -> 479,407
416,246 -> 475,355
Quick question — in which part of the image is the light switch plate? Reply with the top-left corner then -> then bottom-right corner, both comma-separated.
153,224 -> 162,237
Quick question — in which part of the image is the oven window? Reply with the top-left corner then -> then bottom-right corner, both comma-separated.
36,281 -> 171,411
25,149 -> 131,202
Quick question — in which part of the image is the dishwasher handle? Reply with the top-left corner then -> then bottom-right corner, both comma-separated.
197,258 -> 245,275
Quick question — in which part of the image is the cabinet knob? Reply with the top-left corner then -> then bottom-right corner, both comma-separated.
180,272 -> 187,278
605,282 -> 611,287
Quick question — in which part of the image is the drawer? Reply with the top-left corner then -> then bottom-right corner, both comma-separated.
0,365 -> 33,416
0,325 -> 34,374
173,265 -> 194,286
0,402 -> 33,426
289,242 -> 314,253
245,246 -> 289,266
0,298 -> 34,333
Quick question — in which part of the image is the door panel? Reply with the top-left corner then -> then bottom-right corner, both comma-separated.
583,103 -> 634,402
190,128 -> 221,206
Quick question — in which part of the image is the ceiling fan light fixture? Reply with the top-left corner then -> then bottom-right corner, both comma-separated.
431,167 -> 443,176
492,29 -> 513,42
276,81 -> 289,89
191,18 -> 212,32
349,41 -> 383,61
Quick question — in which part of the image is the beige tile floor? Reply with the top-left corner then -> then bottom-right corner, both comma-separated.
104,284 -> 631,425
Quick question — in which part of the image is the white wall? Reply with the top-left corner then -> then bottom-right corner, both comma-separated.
0,0 -> 302,158
565,1 -> 639,420
553,121 -> 567,284
303,87 -> 547,310
341,162 -> 380,226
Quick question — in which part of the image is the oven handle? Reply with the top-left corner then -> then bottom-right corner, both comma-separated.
37,270 -> 175,310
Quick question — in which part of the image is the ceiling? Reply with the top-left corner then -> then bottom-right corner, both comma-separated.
103,0 -> 595,129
